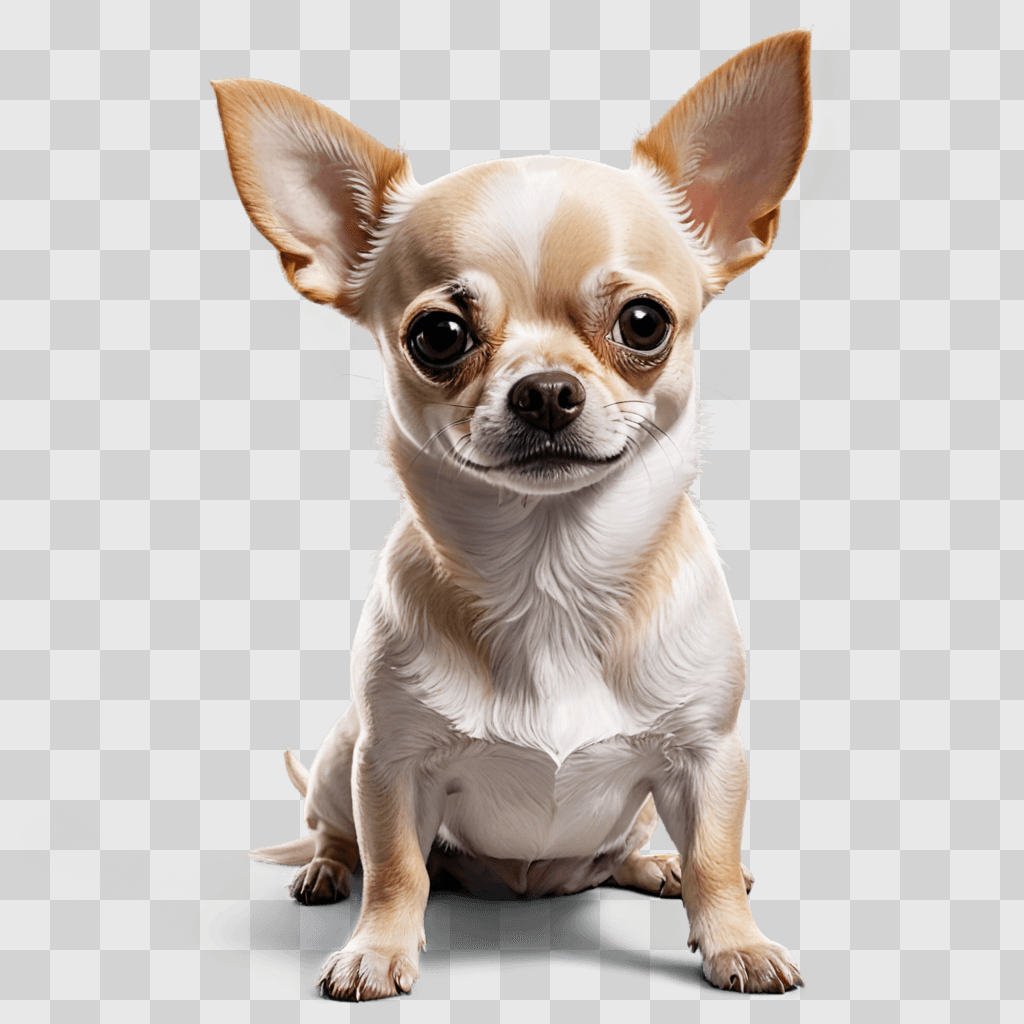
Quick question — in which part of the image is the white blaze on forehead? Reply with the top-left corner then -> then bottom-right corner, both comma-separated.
491,320 -> 552,360
462,159 -> 565,285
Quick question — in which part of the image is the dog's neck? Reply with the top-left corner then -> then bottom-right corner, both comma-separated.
388,396 -> 701,656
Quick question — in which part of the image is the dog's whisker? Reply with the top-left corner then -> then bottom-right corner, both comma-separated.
621,433 -> 653,491
436,430 -> 470,488
437,431 -> 475,486
617,413 -> 676,485
616,419 -> 654,483
697,385 -> 739,402
619,410 -> 685,465
434,448 -> 448,491
337,371 -> 383,383
409,416 -> 473,472
617,409 -> 673,443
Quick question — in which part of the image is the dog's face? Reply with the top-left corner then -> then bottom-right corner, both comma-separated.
213,31 -> 810,495
361,157 -> 705,494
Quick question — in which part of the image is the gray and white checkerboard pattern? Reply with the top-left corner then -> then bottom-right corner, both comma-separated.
1,0 -> 1021,1020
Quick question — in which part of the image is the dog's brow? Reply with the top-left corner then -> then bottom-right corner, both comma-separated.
445,279 -> 479,305
442,279 -> 487,322
592,269 -> 631,302
586,269 -> 658,320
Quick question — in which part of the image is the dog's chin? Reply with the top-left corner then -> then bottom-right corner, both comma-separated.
453,446 -> 631,495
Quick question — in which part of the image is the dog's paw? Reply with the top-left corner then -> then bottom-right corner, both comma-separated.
611,851 -> 682,897
290,857 -> 351,905
741,863 -> 754,894
317,946 -> 419,1001
648,853 -> 682,897
701,940 -> 802,994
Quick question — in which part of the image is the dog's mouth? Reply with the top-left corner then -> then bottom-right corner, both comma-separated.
452,439 -> 629,477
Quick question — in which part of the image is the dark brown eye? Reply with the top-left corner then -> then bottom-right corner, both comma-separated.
613,299 -> 670,352
407,311 -> 475,366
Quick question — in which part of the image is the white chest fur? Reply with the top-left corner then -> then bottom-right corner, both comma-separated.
414,634 -> 648,766
388,484 -> 688,764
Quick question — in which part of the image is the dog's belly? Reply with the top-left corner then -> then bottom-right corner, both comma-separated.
438,733 -> 652,862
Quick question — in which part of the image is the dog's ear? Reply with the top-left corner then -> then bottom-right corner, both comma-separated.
632,29 -> 811,288
212,78 -> 414,316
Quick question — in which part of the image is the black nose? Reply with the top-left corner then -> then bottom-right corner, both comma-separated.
508,371 -> 586,433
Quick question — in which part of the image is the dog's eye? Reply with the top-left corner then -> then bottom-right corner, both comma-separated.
407,311 -> 475,366
611,299 -> 670,353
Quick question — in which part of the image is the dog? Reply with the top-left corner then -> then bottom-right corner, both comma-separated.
213,28 -> 811,1000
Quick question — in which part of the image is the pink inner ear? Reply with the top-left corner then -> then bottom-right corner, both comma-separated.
685,84 -> 806,266
634,31 -> 811,279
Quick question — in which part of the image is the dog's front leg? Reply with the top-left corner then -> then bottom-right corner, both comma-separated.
317,742 -> 443,1001
653,729 -> 802,993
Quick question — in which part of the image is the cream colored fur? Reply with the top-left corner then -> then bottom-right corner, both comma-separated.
215,28 -> 812,1001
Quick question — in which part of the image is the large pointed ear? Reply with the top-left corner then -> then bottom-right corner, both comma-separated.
211,78 -> 414,316
632,29 -> 811,290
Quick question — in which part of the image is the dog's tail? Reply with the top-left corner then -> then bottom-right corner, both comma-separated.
249,835 -> 315,865
248,750 -> 314,865
283,748 -> 309,796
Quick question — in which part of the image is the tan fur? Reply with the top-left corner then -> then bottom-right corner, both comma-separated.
610,795 -> 682,896
248,751 -> 314,863
284,748 -> 309,796
621,492 -> 701,632
600,491 -> 748,702
250,834 -> 316,866
536,193 -> 614,320
378,515 -> 491,679
632,29 -> 812,285
217,30 -> 812,1002
657,731 -> 800,993
211,77 -> 411,315
289,839 -> 361,904
317,761 -> 436,1000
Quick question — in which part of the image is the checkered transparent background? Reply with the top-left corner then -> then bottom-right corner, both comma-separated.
1,0 -> 1022,1021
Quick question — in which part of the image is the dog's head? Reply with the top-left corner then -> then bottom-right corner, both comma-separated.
214,31 -> 810,496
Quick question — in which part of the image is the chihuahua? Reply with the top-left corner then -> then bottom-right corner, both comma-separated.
214,28 -> 811,1000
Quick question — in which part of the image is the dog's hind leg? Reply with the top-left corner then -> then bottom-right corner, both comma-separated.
293,703 -> 363,904
288,828 -> 360,906
251,704 -> 362,905
615,816 -> 750,898
610,794 -> 682,897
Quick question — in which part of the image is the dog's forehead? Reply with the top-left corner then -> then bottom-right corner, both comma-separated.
379,156 -> 700,321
